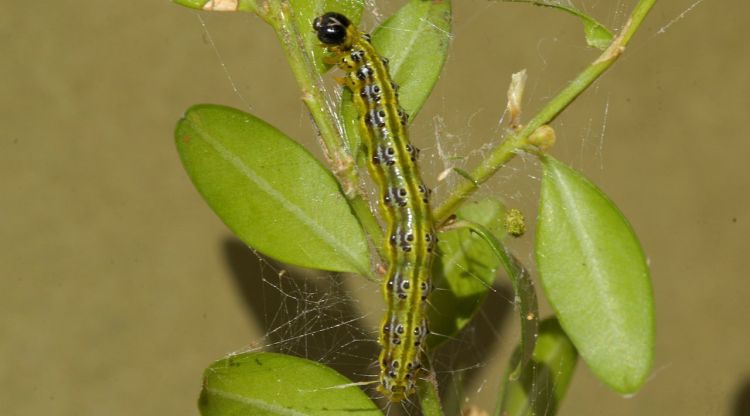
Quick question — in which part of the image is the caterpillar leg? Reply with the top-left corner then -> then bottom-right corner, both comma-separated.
321,54 -> 340,65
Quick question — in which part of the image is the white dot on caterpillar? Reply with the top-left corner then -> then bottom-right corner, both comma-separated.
386,272 -> 401,291
382,187 -> 406,206
383,187 -> 394,205
350,50 -> 363,62
386,272 -> 411,298
394,277 -> 410,299
365,109 -> 386,128
340,56 -> 354,70
356,65 -> 373,80
360,84 -> 381,102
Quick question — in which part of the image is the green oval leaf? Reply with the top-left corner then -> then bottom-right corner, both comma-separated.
428,199 -> 505,348
200,352 -> 382,416
497,318 -> 578,416
535,155 -> 654,393
291,0 -> 364,73
173,0 -> 257,13
505,0 -> 613,50
341,0 -> 452,156
176,104 -> 370,275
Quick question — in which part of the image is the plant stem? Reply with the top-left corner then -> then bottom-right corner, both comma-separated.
349,197 -> 385,278
263,1 -> 357,192
433,0 -> 657,223
262,0 -> 385,258
417,375 -> 445,416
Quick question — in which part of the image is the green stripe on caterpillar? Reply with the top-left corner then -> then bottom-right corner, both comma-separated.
314,12 -> 436,403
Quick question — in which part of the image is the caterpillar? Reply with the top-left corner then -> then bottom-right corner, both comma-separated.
314,12 -> 436,402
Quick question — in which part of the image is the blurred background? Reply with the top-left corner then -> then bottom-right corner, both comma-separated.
2,0 -> 748,415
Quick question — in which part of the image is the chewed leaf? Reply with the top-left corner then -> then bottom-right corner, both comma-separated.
428,199 -> 505,349
176,104 -> 370,276
444,219 -> 539,379
291,0 -> 364,73
341,0 -> 452,157
172,0 -> 257,13
536,155 -> 654,393
497,318 -> 577,416
505,0 -> 613,49
199,352 -> 382,415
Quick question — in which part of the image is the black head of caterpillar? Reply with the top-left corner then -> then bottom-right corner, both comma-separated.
313,12 -> 352,46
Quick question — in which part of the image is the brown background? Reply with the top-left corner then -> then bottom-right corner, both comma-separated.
2,1 -> 748,415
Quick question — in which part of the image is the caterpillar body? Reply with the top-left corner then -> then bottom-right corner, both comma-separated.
314,12 -> 436,402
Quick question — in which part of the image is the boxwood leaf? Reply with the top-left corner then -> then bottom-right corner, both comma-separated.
536,155 -> 654,393
428,199 -> 505,348
199,352 -> 382,415
341,0 -> 452,157
496,318 -> 577,416
176,104 -> 370,276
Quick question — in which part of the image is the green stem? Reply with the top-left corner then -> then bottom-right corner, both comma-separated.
349,197 -> 385,273
417,375 -> 445,416
433,0 -> 657,223
262,1 -> 385,259
263,1 -> 358,193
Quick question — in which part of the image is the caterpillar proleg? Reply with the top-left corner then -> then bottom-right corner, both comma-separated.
314,12 -> 436,403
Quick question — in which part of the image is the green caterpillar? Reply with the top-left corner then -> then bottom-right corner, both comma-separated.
314,12 -> 436,402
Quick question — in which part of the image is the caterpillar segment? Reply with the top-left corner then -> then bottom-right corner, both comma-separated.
314,12 -> 436,402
